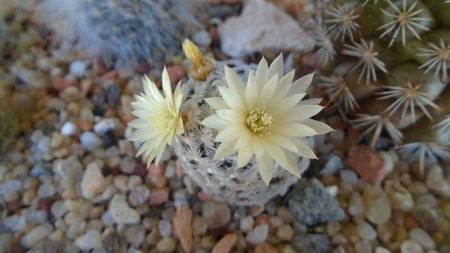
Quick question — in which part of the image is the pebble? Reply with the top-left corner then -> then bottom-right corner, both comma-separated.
276,224 -> 294,241
347,145 -> 391,183
173,205 -> 193,253
0,180 -> 22,195
375,247 -> 391,253
409,228 -> 435,250
80,131 -> 102,150
240,216 -> 255,233
149,187 -> 169,205
192,216 -> 208,236
401,239 -> 424,253
340,170 -> 358,185
0,234 -> 12,253
357,222 -> 377,241
51,200 -> 67,219
426,165 -> 450,196
355,240 -> 372,253
106,84 -> 120,105
61,121 -> 78,136
159,220 -> 172,236
81,162 -> 107,198
54,155 -> 83,179
212,233 -> 237,253
385,181 -> 414,211
193,30 -> 212,46
201,201 -> 231,229
363,185 -> 391,224
126,225 -> 145,247
156,236 -> 176,252
254,242 -> 279,253
321,155 -> 343,176
109,194 -> 140,224
94,118 -> 118,134
75,230 -> 102,251
292,233 -> 330,253
348,192 -> 365,216
70,61 -> 88,77
21,224 -> 52,247
246,224 -> 269,245
128,185 -> 150,206
288,179 -> 344,226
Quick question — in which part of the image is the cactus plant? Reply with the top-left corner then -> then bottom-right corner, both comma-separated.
128,41 -> 332,206
37,0 -> 203,67
312,0 -> 450,171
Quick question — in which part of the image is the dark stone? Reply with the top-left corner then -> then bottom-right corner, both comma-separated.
102,130 -> 117,148
293,233 -> 331,253
288,179 -> 344,226
106,84 -> 120,105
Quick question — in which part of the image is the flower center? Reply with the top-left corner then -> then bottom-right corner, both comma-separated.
245,107 -> 273,136
151,109 -> 176,129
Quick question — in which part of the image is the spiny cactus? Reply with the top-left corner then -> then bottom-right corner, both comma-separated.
128,41 -> 332,206
37,0 -> 203,67
312,0 -> 450,171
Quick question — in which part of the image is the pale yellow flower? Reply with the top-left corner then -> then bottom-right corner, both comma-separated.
128,68 -> 184,165
202,55 -> 333,184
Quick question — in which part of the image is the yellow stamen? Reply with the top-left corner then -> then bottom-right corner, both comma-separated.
245,107 -> 274,136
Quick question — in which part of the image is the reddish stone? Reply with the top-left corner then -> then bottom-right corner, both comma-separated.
149,187 -> 169,205
166,65 -> 186,84
404,214 -> 418,230
52,77 -> 76,91
212,233 -> 237,253
148,163 -> 165,176
176,160 -> 184,178
103,70 -> 118,80
173,205 -> 193,253
197,191 -> 212,202
94,58 -> 108,75
347,145 -> 389,183
77,120 -> 93,131
81,79 -> 93,94
254,242 -> 279,253
133,164 -> 147,178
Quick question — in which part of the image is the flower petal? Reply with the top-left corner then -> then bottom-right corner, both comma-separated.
293,139 -> 318,159
201,115 -> 230,129
237,146 -> 254,167
268,54 -> 284,80
291,73 -> 314,93
218,86 -> 245,111
301,119 -> 334,135
245,72 -> 258,108
258,154 -> 273,185
205,97 -> 228,110
214,141 -> 237,159
272,123 -> 318,137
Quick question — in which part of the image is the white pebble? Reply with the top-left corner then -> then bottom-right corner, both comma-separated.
109,194 -> 140,224
357,222 -> 377,241
37,183 -> 56,198
21,224 -> 52,247
75,230 -> 102,251
81,162 -> 107,199
94,118 -> 118,134
80,131 -> 102,151
61,122 -> 78,136
401,239 -> 424,253
0,180 -> 22,195
159,220 -> 172,236
375,247 -> 391,253
246,224 -> 269,245
70,61 -> 88,77
409,228 -> 435,250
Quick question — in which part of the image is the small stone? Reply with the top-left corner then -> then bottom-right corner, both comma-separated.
61,122 -> 78,136
357,222 -> 377,241
401,239 -> 424,253
94,118 -> 118,134
193,30 -> 212,46
70,61 -> 88,77
340,170 -> 358,185
0,233 -> 12,253
292,233 -> 330,253
385,181 -> 414,211
409,228 -> 435,250
202,201 -> 231,229
375,247 -> 391,253
80,131 -> 102,151
212,233 -> 237,253
109,194 -> 140,224
159,220 -> 172,236
246,224 -> 269,245
0,180 -> 21,195
128,185 -> 150,206
81,162 -> 107,198
254,242 -> 279,253
192,216 -> 208,236
51,200 -> 67,219
276,224 -> 294,241
114,175 -> 129,192
364,185 -> 391,224
37,183 -> 55,198
426,165 -> 450,196
355,240 -> 372,253
106,84 -> 120,105
156,236 -> 176,252
54,155 -> 83,179
348,192 -> 364,216
150,187 -> 169,205
75,230 -> 102,251
173,205 -> 193,253
347,145 -> 391,183
321,155 -> 343,176
240,216 -> 255,233
21,224 -> 52,247
288,179 -> 344,226
125,225 -> 145,247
